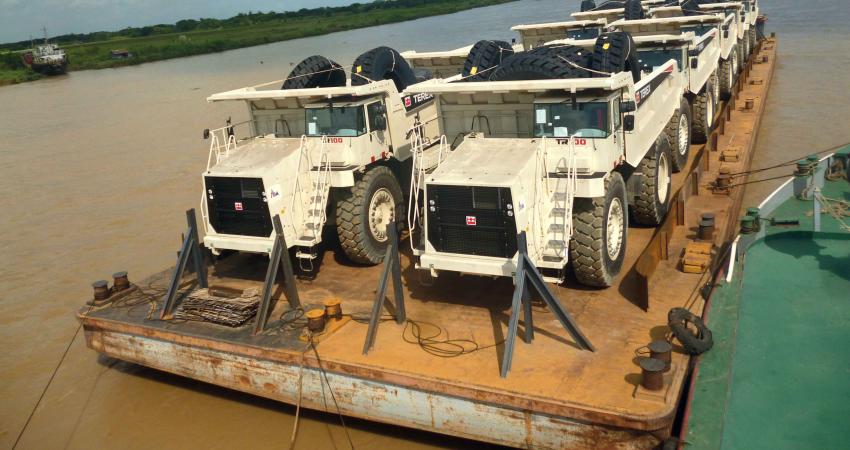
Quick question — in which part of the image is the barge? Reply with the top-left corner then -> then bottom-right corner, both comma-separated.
78,32 -> 778,450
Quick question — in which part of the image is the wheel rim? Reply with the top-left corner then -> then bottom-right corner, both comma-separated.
732,51 -> 738,74
658,151 -> 670,203
368,188 -> 395,243
706,90 -> 714,129
678,113 -> 689,156
713,75 -> 720,101
606,197 -> 624,260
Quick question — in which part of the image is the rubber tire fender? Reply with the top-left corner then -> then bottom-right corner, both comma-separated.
462,40 -> 514,81
624,0 -> 645,20
335,166 -> 405,265
590,32 -> 641,83
632,134 -> 672,226
569,172 -> 628,288
351,46 -> 417,91
490,48 -> 590,81
282,55 -> 346,90
666,97 -> 692,173
580,0 -> 597,12
668,307 -> 714,355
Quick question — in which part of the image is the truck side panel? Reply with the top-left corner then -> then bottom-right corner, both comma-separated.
626,62 -> 681,167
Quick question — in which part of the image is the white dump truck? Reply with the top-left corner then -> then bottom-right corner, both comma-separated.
511,19 -> 609,51
405,33 -> 683,287
200,47 -> 443,268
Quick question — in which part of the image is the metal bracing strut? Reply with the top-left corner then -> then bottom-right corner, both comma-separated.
500,232 -> 595,378
160,209 -> 209,319
362,225 -> 406,354
254,215 -> 302,334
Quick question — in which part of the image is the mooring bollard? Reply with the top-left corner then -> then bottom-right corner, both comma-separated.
639,357 -> 666,391
324,298 -> 342,320
648,340 -> 673,373
92,280 -> 110,300
306,308 -> 326,333
112,271 -> 129,291
698,213 -> 716,241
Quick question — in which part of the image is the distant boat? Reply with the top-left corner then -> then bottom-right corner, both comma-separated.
22,27 -> 68,75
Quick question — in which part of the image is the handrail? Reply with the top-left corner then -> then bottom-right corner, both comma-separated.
289,135 -> 310,236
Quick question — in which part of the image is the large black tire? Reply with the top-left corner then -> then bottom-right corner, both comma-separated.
570,172 -> 628,287
580,0 -> 596,12
590,32 -> 641,82
632,135 -> 672,226
351,46 -> 417,91
666,97 -> 692,172
718,47 -> 738,100
490,48 -> 590,81
748,27 -> 757,54
335,166 -> 405,265
282,55 -> 346,90
462,40 -> 513,81
692,72 -> 717,143
668,307 -> 713,355
624,0 -> 644,20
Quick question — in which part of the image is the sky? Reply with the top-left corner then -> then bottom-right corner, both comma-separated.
0,0 -> 357,43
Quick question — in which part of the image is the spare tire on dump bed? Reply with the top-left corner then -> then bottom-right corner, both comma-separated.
351,46 -> 418,91
590,32 -> 641,82
489,45 -> 591,81
462,40 -> 514,81
624,0 -> 645,20
282,55 -> 347,90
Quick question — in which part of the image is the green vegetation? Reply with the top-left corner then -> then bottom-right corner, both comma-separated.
0,52 -> 42,85
0,0 -> 515,85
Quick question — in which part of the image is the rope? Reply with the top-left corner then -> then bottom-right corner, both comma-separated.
815,193 -> 850,232
309,338 -> 355,449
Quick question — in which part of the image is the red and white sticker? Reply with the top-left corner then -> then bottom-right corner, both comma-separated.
234,202 -> 243,211
466,216 -> 477,226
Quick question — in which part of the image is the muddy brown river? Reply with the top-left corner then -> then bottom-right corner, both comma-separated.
1,0 -> 848,448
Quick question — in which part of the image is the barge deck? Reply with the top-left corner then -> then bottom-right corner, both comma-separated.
78,38 -> 779,449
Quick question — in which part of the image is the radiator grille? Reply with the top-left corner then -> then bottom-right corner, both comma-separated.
205,176 -> 272,237
426,185 -> 517,258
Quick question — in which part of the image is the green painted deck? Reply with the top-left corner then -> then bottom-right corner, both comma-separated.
685,177 -> 850,450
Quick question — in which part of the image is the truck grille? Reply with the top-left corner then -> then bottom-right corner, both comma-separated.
426,185 -> 517,258
205,176 -> 273,237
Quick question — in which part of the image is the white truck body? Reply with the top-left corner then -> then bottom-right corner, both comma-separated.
510,19 -> 609,50
201,79 -> 441,255
404,66 -> 680,279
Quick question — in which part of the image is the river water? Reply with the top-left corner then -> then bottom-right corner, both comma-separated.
1,0 -> 848,448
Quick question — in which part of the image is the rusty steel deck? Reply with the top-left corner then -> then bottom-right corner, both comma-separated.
78,39 -> 778,449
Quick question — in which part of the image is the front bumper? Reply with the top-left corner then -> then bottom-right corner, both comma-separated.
418,251 -> 518,278
204,233 -> 274,254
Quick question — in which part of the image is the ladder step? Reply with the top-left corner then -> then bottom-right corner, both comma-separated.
547,240 -> 566,249
305,223 -> 320,229
551,207 -> 566,215
295,251 -> 318,260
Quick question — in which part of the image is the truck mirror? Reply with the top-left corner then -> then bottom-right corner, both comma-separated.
691,58 -> 699,69
623,115 -> 635,132
374,103 -> 386,114
373,115 -> 387,131
203,128 -> 210,139
621,101 -> 636,113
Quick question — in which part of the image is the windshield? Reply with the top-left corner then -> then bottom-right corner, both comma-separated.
305,106 -> 366,137
637,48 -> 683,72
566,28 -> 601,40
533,102 -> 609,138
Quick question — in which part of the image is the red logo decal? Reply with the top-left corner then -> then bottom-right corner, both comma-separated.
234,202 -> 243,211
466,216 -> 477,226
404,97 -> 412,107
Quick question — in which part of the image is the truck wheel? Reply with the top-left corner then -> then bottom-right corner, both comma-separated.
570,172 -> 628,287
692,74 -> 717,143
718,50 -> 736,100
580,0 -> 596,11
632,135 -> 672,226
749,27 -> 757,52
282,56 -> 346,90
590,32 -> 641,82
624,0 -> 644,20
665,97 -> 692,172
351,46 -> 417,91
462,40 -> 513,81
335,166 -> 405,265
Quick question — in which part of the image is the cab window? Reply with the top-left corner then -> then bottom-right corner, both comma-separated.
612,99 -> 621,130
533,102 -> 609,138
367,102 -> 385,131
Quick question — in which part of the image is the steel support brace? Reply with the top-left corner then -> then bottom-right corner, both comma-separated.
161,209 -> 209,319
500,232 -> 594,378
362,225 -> 406,354
254,215 -> 301,334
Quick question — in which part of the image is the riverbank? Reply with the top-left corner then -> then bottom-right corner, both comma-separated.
0,0 -> 514,86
